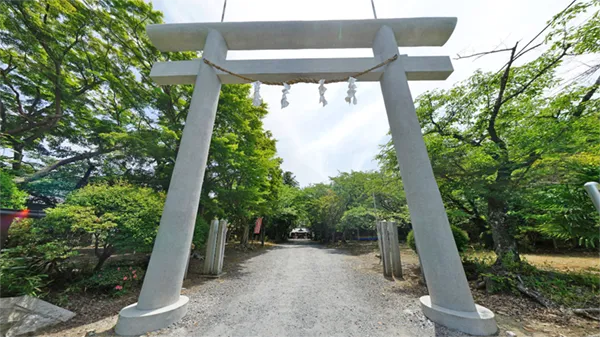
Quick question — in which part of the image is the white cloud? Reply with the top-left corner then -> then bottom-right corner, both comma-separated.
148,0 -> 572,186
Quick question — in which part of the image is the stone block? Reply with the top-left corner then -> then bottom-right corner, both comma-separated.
0,296 -> 75,336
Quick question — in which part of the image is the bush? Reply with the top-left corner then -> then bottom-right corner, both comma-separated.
81,265 -> 145,296
1,224 -> 79,297
0,169 -> 28,209
2,219 -> 80,297
3,181 -> 165,294
0,247 -> 48,297
192,216 -> 211,250
44,182 -> 166,271
6,218 -> 80,272
407,225 -> 470,253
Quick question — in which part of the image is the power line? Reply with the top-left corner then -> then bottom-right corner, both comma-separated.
221,0 -> 227,22
495,0 -> 579,76
516,0 -> 577,59
370,0 -> 378,19
446,0 -> 584,110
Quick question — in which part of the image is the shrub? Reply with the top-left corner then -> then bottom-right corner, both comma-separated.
0,230 -> 77,297
407,225 -> 470,253
6,218 -> 80,273
5,217 -> 35,247
0,169 -> 27,209
5,182 -> 165,278
192,216 -> 211,250
44,182 -> 165,271
81,265 -> 145,296
0,247 -> 48,297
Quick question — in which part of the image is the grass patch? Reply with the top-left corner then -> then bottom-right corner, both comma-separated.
463,253 -> 600,309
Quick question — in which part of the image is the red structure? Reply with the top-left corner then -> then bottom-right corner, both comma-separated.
0,208 -> 46,247
253,217 -> 263,235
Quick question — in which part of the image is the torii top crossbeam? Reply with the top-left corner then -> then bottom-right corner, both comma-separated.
147,18 -> 457,51
147,18 -> 457,86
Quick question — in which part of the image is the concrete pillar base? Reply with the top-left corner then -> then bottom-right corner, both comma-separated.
420,296 -> 497,336
115,296 -> 189,336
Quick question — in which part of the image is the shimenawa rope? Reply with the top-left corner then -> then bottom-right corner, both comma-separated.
202,54 -> 398,86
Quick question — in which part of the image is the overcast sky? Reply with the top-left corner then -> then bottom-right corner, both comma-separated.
148,0 -> 574,186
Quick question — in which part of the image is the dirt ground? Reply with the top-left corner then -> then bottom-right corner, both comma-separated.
337,242 -> 600,337
37,242 -> 599,337
37,243 -> 275,337
465,249 -> 600,274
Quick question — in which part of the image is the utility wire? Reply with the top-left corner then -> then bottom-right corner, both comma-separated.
494,0 -> 578,76
446,0 -> 582,111
370,0 -> 378,19
516,0 -> 577,58
221,0 -> 227,22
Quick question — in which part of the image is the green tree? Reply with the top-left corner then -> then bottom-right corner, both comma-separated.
339,206 -> 376,241
268,184 -> 308,242
0,0 -> 168,187
283,171 -> 299,187
378,1 -> 599,264
0,169 -> 27,208
41,182 -> 165,271
518,155 -> 600,248
197,85 -> 283,245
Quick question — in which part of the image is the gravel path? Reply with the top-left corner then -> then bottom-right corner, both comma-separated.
152,241 -> 464,337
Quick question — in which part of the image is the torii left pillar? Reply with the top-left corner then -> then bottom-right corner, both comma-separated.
114,29 -> 227,336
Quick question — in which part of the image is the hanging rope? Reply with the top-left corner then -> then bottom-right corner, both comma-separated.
202,54 -> 397,86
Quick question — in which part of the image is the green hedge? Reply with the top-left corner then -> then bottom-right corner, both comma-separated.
407,225 -> 469,253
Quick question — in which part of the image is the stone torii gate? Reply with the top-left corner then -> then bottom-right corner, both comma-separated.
115,18 -> 497,336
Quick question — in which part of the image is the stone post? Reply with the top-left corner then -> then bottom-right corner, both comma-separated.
214,219 -> 228,274
115,29 -> 227,336
376,222 -> 383,266
203,219 -> 219,274
386,222 -> 403,279
373,25 -> 496,336
377,221 -> 392,277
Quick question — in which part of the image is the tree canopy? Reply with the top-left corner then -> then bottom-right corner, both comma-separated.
0,0 -> 597,265
378,0 -> 599,263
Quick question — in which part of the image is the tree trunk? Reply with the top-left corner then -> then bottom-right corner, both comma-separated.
12,144 -> 23,172
93,236 -> 113,272
75,164 -> 95,189
94,247 -> 113,272
240,223 -> 250,246
488,195 -> 519,265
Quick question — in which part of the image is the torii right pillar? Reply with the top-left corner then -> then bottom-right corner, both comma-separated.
373,25 -> 497,336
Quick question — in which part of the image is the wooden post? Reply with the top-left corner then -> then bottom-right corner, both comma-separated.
387,221 -> 403,279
